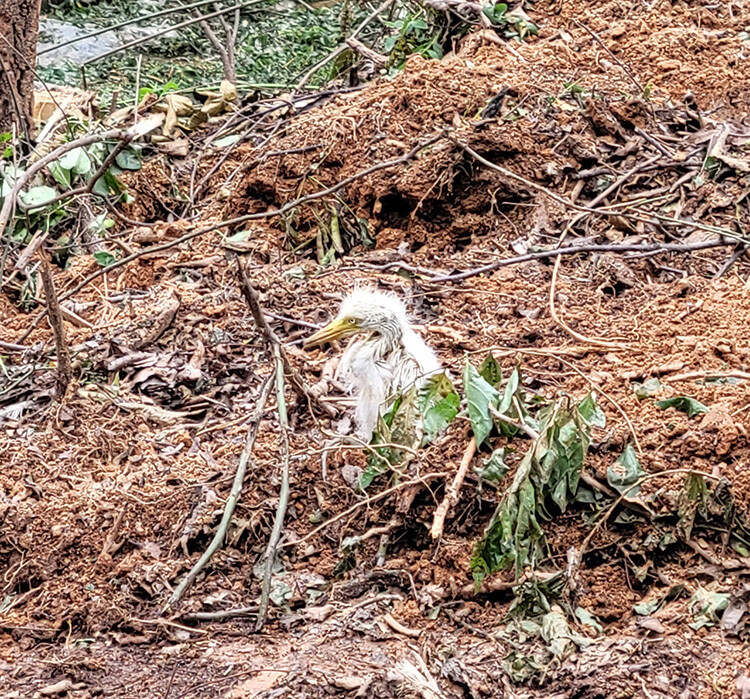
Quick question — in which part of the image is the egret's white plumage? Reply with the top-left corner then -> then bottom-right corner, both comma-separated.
305,289 -> 441,441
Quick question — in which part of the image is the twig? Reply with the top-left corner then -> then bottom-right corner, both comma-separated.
488,406 -> 539,439
17,133 -> 444,343
255,346 -> 291,631
431,238 -> 734,284
38,253 -> 73,397
0,339 -> 29,352
574,20 -> 644,95
430,438 -> 476,540
294,0 -> 395,91
167,374 -> 274,608
96,502 -> 129,564
664,370 -> 750,383
713,246 -> 748,279
82,0 -> 267,66
549,248 -> 630,350
281,472 -> 449,549
382,613 -> 421,638
182,605 -> 259,622
455,142 -> 744,239
237,258 -> 335,416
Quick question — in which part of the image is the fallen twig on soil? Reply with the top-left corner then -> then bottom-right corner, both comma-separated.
382,613 -> 421,638
255,346 -> 292,631
430,438 -> 476,540
431,238 -> 735,283
237,258 -> 335,416
664,370 -> 750,383
574,20 -> 645,95
182,605 -> 259,622
167,374 -> 274,608
550,254 -> 630,350
38,253 -> 73,397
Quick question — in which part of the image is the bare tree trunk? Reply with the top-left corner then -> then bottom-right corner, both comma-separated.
0,0 -> 43,135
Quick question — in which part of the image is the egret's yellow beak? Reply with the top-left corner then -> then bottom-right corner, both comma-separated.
304,317 -> 358,347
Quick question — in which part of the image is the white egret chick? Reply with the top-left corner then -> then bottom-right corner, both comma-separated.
304,289 -> 441,441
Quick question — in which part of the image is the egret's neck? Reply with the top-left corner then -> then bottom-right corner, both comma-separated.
367,318 -> 403,355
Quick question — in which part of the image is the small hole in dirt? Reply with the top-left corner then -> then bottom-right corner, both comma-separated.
599,281 -> 631,297
378,192 -> 414,222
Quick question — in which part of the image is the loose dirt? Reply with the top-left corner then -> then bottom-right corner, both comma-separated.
3,1 -> 750,697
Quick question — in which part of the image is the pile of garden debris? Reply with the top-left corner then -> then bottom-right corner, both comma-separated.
2,1 -> 750,697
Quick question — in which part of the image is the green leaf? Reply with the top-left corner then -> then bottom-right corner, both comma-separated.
478,353 -> 503,387
577,393 -> 606,428
607,444 -> 645,495
21,185 -> 58,209
633,598 -> 661,616
632,377 -> 661,400
575,607 -> 602,634
93,251 -> 116,267
689,589 -> 730,630
115,146 -> 142,171
498,367 -> 520,414
213,134 -> 241,148
49,162 -> 71,188
58,147 -> 88,174
656,396 -> 709,418
463,361 -> 500,445
677,472 -> 708,541
475,448 -> 509,484
417,372 -> 459,444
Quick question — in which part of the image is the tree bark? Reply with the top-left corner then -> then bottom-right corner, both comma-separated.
0,0 -> 43,135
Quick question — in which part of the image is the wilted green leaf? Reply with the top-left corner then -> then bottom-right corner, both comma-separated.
479,353 -> 503,387
58,146 -> 91,175
689,588 -> 730,630
475,448 -> 509,484
463,361 -> 499,445
418,372 -> 459,444
93,251 -> 116,267
21,185 -> 57,209
498,366 -> 520,414
49,162 -> 71,188
656,396 -> 709,418
607,444 -> 645,495
213,134 -> 241,148
116,146 -> 142,171
577,392 -> 606,428
632,377 -> 661,400
633,598 -> 661,616
269,578 -> 292,607
575,607 -> 602,634
677,472 -> 708,541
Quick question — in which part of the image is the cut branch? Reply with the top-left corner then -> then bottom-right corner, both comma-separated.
237,258 -> 335,416
255,346 -> 291,631
167,374 -> 274,608
430,438 -> 476,540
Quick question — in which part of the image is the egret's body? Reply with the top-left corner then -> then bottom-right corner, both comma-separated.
305,289 -> 441,441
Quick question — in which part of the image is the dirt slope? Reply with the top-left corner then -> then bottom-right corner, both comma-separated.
2,1 -> 750,697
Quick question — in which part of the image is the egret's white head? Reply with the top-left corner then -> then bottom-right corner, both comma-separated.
304,289 -> 410,347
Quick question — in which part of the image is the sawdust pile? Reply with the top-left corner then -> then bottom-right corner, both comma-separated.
2,1 -> 750,698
